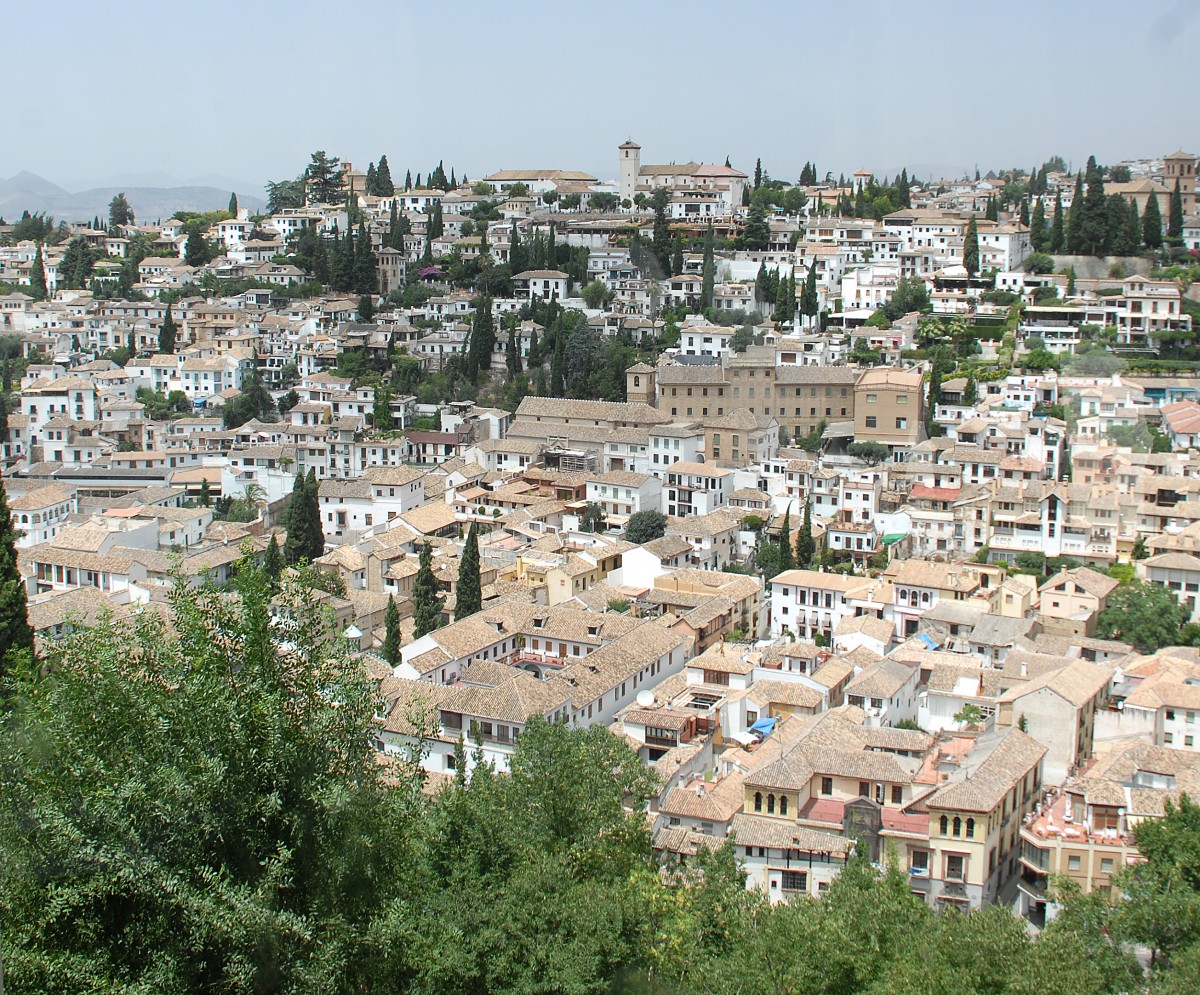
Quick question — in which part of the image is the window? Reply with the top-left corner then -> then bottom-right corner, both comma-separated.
781,870 -> 808,892
896,417 -> 907,430
1101,858 -> 1114,874
1068,855 -> 1082,872
865,416 -> 877,428
966,818 -> 975,839
911,850 -> 929,874
945,854 -> 965,881
940,815 -> 949,835
754,792 -> 763,813
1167,710 -> 1176,721
767,793 -> 776,814
859,781 -> 870,797
891,785 -> 903,805
952,816 -> 962,837
822,776 -> 833,795
866,394 -> 878,403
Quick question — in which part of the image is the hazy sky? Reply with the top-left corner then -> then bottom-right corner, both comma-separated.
7,0 -> 1199,193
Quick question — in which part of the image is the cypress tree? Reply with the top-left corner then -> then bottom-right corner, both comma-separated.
505,322 -> 520,376
0,475 -> 33,681
796,501 -> 815,569
897,168 -> 910,208
366,163 -> 378,196
387,199 -> 400,249
429,200 -> 443,239
550,320 -> 566,397
411,541 -> 443,639
404,169 -> 412,190
754,261 -> 770,304
264,533 -> 283,585
1143,192 -> 1163,248
376,155 -> 394,196
1019,199 -> 1029,227
199,477 -> 211,508
1125,198 -> 1142,253
304,469 -> 324,561
1050,191 -> 1065,252
455,522 -> 482,621
701,220 -> 715,310
778,505 -> 794,572
545,221 -> 556,269
283,472 -> 309,565
354,222 -> 377,294
1066,173 -> 1085,254
1168,179 -> 1185,243
228,192 -> 238,217
1030,199 -> 1047,252
801,263 -> 819,327
468,295 -> 495,382
963,218 -> 979,276
1081,156 -> 1107,256
985,195 -> 998,222
30,244 -> 46,300
671,236 -> 683,277
773,270 -> 794,324
158,306 -> 177,355
383,595 -> 401,663
650,190 -> 671,274
1105,195 -> 1130,255
510,223 -> 525,274
415,172 -> 421,189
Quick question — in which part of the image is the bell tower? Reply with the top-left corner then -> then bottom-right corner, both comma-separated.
619,139 -> 641,203
626,361 -> 657,406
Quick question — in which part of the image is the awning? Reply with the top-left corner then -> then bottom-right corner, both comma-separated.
881,533 -> 907,546
749,717 -> 777,737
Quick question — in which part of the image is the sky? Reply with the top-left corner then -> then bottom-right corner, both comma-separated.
6,0 -> 1199,194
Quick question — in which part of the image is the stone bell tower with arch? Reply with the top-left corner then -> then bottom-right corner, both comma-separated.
619,139 -> 641,203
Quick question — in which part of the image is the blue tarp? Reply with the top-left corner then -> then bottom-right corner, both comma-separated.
749,717 -> 777,737
916,633 -> 939,650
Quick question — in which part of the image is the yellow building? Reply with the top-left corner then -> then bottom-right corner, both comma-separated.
853,368 -> 923,449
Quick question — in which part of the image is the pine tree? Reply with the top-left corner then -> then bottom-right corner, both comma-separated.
700,220 -> 715,310
1143,191 -> 1163,249
1168,179 -> 1185,243
376,155 -> 394,196
796,501 -> 815,569
963,218 -> 979,276
264,533 -> 283,584
455,522 -> 482,621
1050,191 -> 1065,252
778,505 -> 794,572
383,595 -> 401,663
1030,198 -> 1048,251
29,244 -> 46,300
411,541 -> 443,639
0,475 -> 33,680
158,306 -> 177,355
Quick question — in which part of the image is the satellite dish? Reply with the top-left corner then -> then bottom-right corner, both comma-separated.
636,689 -> 655,708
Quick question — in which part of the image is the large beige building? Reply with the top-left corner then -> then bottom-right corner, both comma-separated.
853,368 -> 923,449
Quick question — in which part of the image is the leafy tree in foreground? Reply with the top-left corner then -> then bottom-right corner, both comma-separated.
1096,579 -> 1189,652
625,510 -> 667,544
0,474 -> 33,684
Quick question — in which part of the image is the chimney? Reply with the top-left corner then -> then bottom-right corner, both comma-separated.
1020,659 -> 1028,678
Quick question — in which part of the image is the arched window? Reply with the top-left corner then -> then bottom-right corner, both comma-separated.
966,818 -> 975,839
779,795 -> 789,816
939,815 -> 949,835
953,816 -> 962,837
633,375 -> 641,387
754,792 -> 763,813
767,793 -> 776,815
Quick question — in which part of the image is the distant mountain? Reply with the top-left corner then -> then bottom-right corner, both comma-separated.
0,172 -> 265,223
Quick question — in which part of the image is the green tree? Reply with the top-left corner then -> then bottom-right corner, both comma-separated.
963,217 -> 979,275
1096,580 -> 1190,652
1030,198 -> 1048,251
184,222 -> 213,267
263,532 -> 283,584
1049,190 -> 1065,253
650,188 -> 671,276
108,192 -> 135,227
1080,155 -> 1109,255
411,540 -> 443,638
700,220 -> 716,310
353,222 -> 376,294
305,149 -> 342,204
372,382 -> 392,429
1066,172 -> 1085,254
0,475 -> 33,684
1169,178 -> 1185,244
158,305 -> 177,355
383,594 -> 401,663
467,295 -> 495,383
738,201 -> 770,250
625,510 -> 667,544
1144,191 -> 1164,248
796,500 -> 814,569
0,552 -> 417,993
198,477 -> 211,508
228,191 -> 238,217
778,504 -> 794,572
670,235 -> 683,276
579,501 -> 605,533
29,244 -> 46,300
283,470 -> 323,565
454,522 -> 482,621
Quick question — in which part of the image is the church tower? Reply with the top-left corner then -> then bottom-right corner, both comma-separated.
619,139 -> 641,203
626,361 -> 656,407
